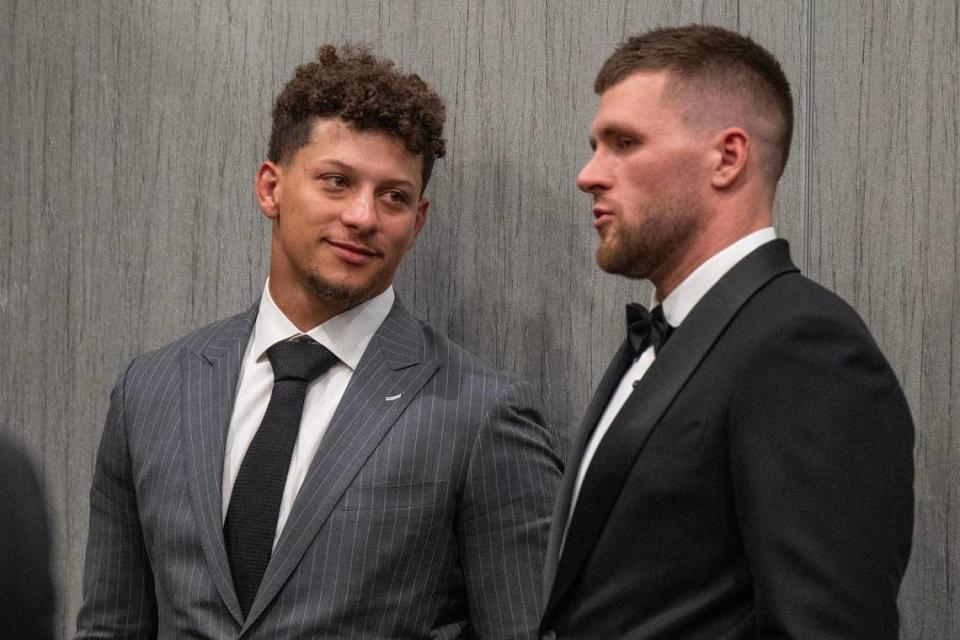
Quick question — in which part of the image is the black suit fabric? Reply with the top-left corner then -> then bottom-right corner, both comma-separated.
542,240 -> 914,640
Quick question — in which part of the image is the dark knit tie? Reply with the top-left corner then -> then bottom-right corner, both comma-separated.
224,336 -> 338,617
625,303 -> 673,357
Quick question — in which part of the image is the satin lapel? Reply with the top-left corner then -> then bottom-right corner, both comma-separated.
241,300 -> 439,632
542,340 -> 632,602
180,305 -> 258,626
545,240 -> 798,618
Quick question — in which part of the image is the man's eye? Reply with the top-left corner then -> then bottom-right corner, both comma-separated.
616,137 -> 635,150
384,190 -> 408,204
323,175 -> 348,188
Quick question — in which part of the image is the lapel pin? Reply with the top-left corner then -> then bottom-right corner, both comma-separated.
385,393 -> 402,401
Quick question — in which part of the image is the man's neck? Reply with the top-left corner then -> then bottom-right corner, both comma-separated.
267,278 -> 360,332
653,213 -> 773,301
652,227 -> 778,331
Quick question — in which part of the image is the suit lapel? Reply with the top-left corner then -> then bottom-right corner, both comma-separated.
545,240 -> 799,619
241,299 -> 439,632
542,340 -> 632,602
180,305 -> 258,626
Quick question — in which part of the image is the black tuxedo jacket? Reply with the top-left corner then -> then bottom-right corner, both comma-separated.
541,240 -> 914,639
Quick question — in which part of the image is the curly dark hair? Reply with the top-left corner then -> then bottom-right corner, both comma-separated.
268,45 -> 447,190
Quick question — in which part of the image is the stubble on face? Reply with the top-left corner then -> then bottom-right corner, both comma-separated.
303,267 -> 374,311
263,119 -> 427,327
596,189 -> 702,282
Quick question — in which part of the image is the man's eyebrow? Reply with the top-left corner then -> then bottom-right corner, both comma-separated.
314,158 -> 355,172
596,123 -> 636,140
313,158 -> 417,190
378,177 -> 418,192
589,123 -> 646,150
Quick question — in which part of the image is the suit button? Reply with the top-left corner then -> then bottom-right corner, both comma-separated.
541,632 -> 557,640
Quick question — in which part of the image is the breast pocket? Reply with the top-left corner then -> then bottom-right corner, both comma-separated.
339,481 -> 444,511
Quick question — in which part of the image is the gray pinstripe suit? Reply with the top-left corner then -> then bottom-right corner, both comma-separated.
76,298 -> 562,639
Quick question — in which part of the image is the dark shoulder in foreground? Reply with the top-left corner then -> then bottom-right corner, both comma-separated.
0,435 -> 55,640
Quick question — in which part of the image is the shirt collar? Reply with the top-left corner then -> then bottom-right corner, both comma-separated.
656,227 -> 777,327
251,279 -> 395,371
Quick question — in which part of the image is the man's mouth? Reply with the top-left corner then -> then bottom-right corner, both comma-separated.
327,239 -> 379,265
592,206 -> 614,229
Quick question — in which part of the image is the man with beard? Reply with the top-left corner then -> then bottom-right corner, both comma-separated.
76,45 -> 561,639
540,25 -> 914,640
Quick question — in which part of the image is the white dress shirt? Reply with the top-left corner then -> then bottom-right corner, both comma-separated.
562,227 -> 777,553
221,280 -> 394,545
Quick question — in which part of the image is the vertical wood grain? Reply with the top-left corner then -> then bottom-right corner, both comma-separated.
811,1 -> 960,637
0,1 -> 955,637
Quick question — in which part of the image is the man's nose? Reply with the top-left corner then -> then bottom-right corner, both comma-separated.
576,152 -> 612,194
341,192 -> 378,231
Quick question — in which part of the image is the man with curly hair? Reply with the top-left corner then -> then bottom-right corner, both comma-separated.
76,45 -> 561,639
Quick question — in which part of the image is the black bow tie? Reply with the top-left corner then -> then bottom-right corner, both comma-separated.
626,303 -> 673,357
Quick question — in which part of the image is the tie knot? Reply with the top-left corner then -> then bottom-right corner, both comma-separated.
266,337 -> 339,383
625,303 -> 673,357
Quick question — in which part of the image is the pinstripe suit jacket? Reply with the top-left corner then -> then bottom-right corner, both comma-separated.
76,298 -> 562,639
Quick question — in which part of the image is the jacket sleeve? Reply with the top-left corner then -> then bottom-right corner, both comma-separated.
729,313 -> 914,640
75,365 -> 158,639
457,378 -> 563,640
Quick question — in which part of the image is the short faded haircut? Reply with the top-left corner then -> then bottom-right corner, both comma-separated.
268,44 -> 446,191
596,25 -> 793,183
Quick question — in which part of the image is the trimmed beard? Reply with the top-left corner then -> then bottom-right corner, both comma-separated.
596,197 -> 701,281
304,271 -> 374,310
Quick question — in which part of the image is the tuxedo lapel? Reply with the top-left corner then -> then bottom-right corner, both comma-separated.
545,240 -> 799,618
180,305 -> 258,626
542,340 -> 632,602
241,299 -> 440,632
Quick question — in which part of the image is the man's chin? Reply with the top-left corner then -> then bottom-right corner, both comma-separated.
596,245 -> 649,280
596,243 -> 629,275
305,275 -> 374,309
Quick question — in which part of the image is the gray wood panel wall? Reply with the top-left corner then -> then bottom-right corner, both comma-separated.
1,1 -> 956,637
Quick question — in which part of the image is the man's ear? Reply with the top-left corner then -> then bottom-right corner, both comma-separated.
255,161 -> 283,220
710,127 -> 750,189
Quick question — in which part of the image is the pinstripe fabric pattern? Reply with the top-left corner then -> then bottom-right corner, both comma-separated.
75,299 -> 562,639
